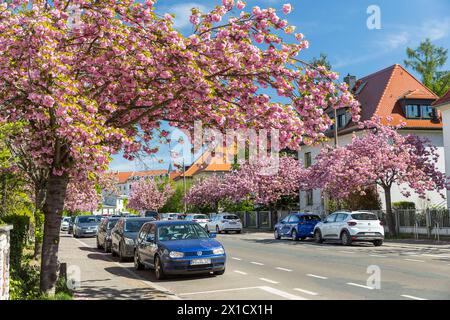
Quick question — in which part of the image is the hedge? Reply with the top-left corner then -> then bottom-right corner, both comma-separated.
0,214 -> 30,271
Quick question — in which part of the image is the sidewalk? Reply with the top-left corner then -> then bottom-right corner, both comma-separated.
58,234 -> 179,300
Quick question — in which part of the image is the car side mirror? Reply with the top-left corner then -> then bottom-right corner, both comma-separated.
323,221 -> 328,224
209,233 -> 217,238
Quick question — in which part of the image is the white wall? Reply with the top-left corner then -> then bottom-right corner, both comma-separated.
439,105 -> 450,209
298,129 -> 447,212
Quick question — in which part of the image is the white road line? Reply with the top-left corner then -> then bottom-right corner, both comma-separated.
231,257 -> 242,261
339,251 -> 355,254
234,270 -> 248,275
259,286 -> 307,300
404,258 -> 425,263
293,288 -> 319,296
250,261 -> 264,266
369,254 -> 388,258
72,237 -> 182,300
179,287 -> 259,296
346,282 -> 374,290
306,274 -> 328,280
259,278 -> 279,284
276,267 -> 293,272
401,294 -> 428,300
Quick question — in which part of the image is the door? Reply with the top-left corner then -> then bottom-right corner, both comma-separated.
322,214 -> 337,238
333,213 -> 348,239
146,224 -> 158,267
112,220 -> 123,252
288,215 -> 300,236
278,216 -> 290,235
98,221 -> 106,245
137,224 -> 150,265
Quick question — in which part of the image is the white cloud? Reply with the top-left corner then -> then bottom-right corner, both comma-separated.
165,2 -> 208,29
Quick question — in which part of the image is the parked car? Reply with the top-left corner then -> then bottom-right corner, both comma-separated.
313,211 -> 384,246
143,210 -> 159,220
111,217 -> 155,261
134,220 -> 226,279
274,213 -> 321,241
73,215 -> 102,238
68,216 -> 76,234
205,213 -> 242,234
185,214 -> 211,229
161,213 -> 182,221
96,217 -> 120,252
60,217 -> 71,232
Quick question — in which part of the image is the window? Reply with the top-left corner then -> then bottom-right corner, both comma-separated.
335,213 -> 347,222
288,215 -> 300,223
325,214 -> 337,223
337,114 -> 347,128
351,213 -> 378,220
304,152 -> 312,168
405,104 -> 435,119
306,190 -> 313,206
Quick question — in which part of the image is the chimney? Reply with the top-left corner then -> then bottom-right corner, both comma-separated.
344,73 -> 357,92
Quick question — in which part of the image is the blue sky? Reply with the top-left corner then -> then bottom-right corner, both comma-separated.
109,0 -> 450,172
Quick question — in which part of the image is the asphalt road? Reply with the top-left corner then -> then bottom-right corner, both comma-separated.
59,231 -> 450,300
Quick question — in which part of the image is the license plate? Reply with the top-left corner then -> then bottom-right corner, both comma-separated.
228,221 -> 237,224
366,233 -> 376,235
191,258 -> 211,265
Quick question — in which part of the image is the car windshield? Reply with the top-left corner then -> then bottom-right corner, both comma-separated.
303,215 -> 321,221
77,216 -> 101,223
194,215 -> 208,219
157,223 -> 209,241
107,219 -> 119,229
351,213 -> 378,220
124,220 -> 148,232
223,215 -> 238,220
62,217 -> 71,222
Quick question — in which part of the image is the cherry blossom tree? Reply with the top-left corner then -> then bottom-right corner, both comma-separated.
186,156 -> 307,210
0,0 -> 359,293
127,179 -> 173,212
307,117 -> 449,236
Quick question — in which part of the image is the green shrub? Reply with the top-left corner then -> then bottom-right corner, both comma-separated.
0,214 -> 29,270
393,201 -> 416,209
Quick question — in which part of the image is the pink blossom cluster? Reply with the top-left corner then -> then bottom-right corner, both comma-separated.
186,156 -> 307,207
127,178 -> 174,211
307,117 -> 450,200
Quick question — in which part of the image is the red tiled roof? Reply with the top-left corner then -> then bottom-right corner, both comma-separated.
433,89 -> 450,108
341,64 -> 440,132
113,170 -> 168,183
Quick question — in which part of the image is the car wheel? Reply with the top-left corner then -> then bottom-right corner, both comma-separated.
214,269 -> 225,275
314,230 -> 323,243
300,237 -> 306,241
154,256 -> 165,280
274,229 -> 281,240
236,230 -> 241,234
373,240 -> 383,247
134,250 -> 144,270
96,237 -> 102,249
341,231 -> 352,246
291,229 -> 298,241
216,225 -> 220,234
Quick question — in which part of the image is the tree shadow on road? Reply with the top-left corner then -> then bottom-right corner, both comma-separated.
74,283 -> 172,300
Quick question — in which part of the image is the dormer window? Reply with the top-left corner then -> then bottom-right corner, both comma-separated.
404,104 -> 435,119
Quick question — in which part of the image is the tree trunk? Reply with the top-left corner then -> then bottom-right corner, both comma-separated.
383,185 -> 397,237
39,172 -> 69,295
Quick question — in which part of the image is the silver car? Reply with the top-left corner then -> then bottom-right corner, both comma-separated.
73,215 -> 102,238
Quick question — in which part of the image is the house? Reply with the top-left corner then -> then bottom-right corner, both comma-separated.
299,64 -> 447,213
99,169 -> 172,214
432,88 -> 450,209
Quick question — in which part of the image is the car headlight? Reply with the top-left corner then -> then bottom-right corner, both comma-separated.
169,251 -> 184,258
124,237 -> 135,245
213,247 -> 225,255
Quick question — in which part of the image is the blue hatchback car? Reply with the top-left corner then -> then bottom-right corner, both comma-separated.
134,221 -> 226,279
274,213 -> 322,241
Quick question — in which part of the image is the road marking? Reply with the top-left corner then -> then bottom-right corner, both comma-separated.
276,267 -> 293,272
339,251 -> 355,254
259,278 -> 279,284
369,254 -> 387,258
250,261 -> 264,266
231,257 -> 242,261
293,288 -> 319,296
234,270 -> 248,275
259,286 -> 307,300
401,294 -> 427,300
422,254 -> 450,258
179,286 -> 259,296
71,237 -> 182,300
306,274 -> 328,280
346,282 -> 374,290
404,258 -> 425,263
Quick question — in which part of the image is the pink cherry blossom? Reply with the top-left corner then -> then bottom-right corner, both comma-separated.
282,3 -> 292,14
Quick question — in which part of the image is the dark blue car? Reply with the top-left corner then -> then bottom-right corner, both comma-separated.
134,221 -> 226,279
274,213 -> 321,241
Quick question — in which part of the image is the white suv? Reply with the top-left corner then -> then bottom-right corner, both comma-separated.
206,213 -> 243,234
313,211 -> 384,246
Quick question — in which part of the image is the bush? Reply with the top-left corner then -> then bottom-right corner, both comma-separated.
0,214 -> 29,270
393,201 -> 416,209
